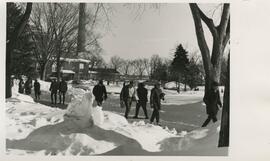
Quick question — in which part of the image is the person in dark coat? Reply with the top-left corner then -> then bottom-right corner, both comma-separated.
201,81 -> 222,127
93,80 -> 107,106
59,78 -> 68,104
49,79 -> 58,105
150,82 -> 165,125
24,78 -> 32,95
133,83 -> 148,119
18,78 -> 25,94
120,81 -> 137,119
34,79 -> 41,100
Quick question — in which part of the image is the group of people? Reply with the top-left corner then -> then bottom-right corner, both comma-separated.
19,76 -> 222,127
49,79 -> 68,105
92,80 -> 165,125
19,78 -> 41,100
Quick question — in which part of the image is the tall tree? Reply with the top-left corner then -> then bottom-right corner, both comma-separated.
189,3 -> 230,146
171,44 -> 190,92
109,55 -> 124,71
219,53 -> 230,147
6,3 -> 33,98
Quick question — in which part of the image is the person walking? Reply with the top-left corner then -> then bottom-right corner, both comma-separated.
18,78 -> 25,94
120,81 -> 137,119
24,78 -> 32,95
49,79 -> 58,105
150,82 -> 165,125
34,79 -> 41,100
201,81 -> 222,127
93,80 -> 107,106
133,82 -> 148,119
59,78 -> 68,104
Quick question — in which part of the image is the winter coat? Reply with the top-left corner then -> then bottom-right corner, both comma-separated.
93,84 -> 107,101
25,80 -> 32,94
137,87 -> 148,102
150,87 -> 163,110
120,85 -> 136,101
18,81 -> 25,94
203,89 -> 222,116
59,81 -> 68,93
34,82 -> 40,93
49,82 -> 59,93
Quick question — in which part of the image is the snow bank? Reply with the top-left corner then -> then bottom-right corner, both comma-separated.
6,85 -> 226,155
164,81 -> 190,90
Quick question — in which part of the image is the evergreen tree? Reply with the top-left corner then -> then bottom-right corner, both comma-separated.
7,3 -> 36,78
171,44 -> 190,92
186,57 -> 202,90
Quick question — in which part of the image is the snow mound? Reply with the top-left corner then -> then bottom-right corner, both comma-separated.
6,88 -> 226,155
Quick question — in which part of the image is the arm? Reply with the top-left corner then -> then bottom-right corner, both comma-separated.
120,87 -> 124,101
217,91 -> 222,107
150,89 -> 154,107
103,86 -> 107,100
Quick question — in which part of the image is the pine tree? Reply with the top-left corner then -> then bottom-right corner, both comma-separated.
7,3 -> 36,78
171,44 -> 190,92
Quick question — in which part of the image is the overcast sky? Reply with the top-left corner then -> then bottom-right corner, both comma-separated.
96,3 -> 216,62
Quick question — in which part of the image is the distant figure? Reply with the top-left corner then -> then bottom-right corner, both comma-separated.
34,79 -> 41,100
49,79 -> 58,105
59,78 -> 68,104
201,81 -> 222,127
120,81 -> 137,119
18,78 -> 25,94
24,78 -> 32,95
133,83 -> 148,119
93,80 -> 107,106
150,82 -> 165,125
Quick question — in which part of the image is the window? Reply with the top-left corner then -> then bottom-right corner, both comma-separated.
79,63 -> 84,69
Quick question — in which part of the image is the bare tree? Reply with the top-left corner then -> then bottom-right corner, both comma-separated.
150,54 -> 162,78
142,58 -> 151,76
189,3 -> 230,146
109,55 -> 124,71
133,58 -> 146,78
6,3 -> 32,98
118,59 -> 133,75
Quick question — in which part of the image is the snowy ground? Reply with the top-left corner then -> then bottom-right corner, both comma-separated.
5,81 -> 227,155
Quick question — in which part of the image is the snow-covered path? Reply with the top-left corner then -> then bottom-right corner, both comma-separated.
5,81 -> 227,156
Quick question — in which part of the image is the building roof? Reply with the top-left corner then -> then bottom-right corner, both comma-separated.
61,70 -> 75,74
60,57 -> 90,63
89,68 -> 120,74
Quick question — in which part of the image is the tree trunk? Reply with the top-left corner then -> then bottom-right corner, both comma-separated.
218,54 -> 230,147
6,3 -> 32,98
75,3 -> 87,81
77,3 -> 86,55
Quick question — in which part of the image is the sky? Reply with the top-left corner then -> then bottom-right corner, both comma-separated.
91,4 -> 217,62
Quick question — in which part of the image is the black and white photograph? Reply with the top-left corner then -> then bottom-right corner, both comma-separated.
4,2 -> 231,156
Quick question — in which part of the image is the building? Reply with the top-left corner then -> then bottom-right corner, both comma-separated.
46,58 -> 90,80
46,58 -> 120,81
89,68 -> 120,82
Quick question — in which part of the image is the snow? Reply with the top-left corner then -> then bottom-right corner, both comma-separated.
6,82 -> 227,156
61,69 -> 75,74
60,57 -> 90,63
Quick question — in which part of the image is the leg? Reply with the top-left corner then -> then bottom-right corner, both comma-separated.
156,109 -> 160,124
212,115 -> 218,123
59,92 -> 62,104
141,101 -> 148,119
54,93 -> 57,104
134,101 -> 140,118
62,92 -> 66,104
150,109 -> 157,123
202,115 -> 211,127
124,100 -> 130,118
51,92 -> 54,104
